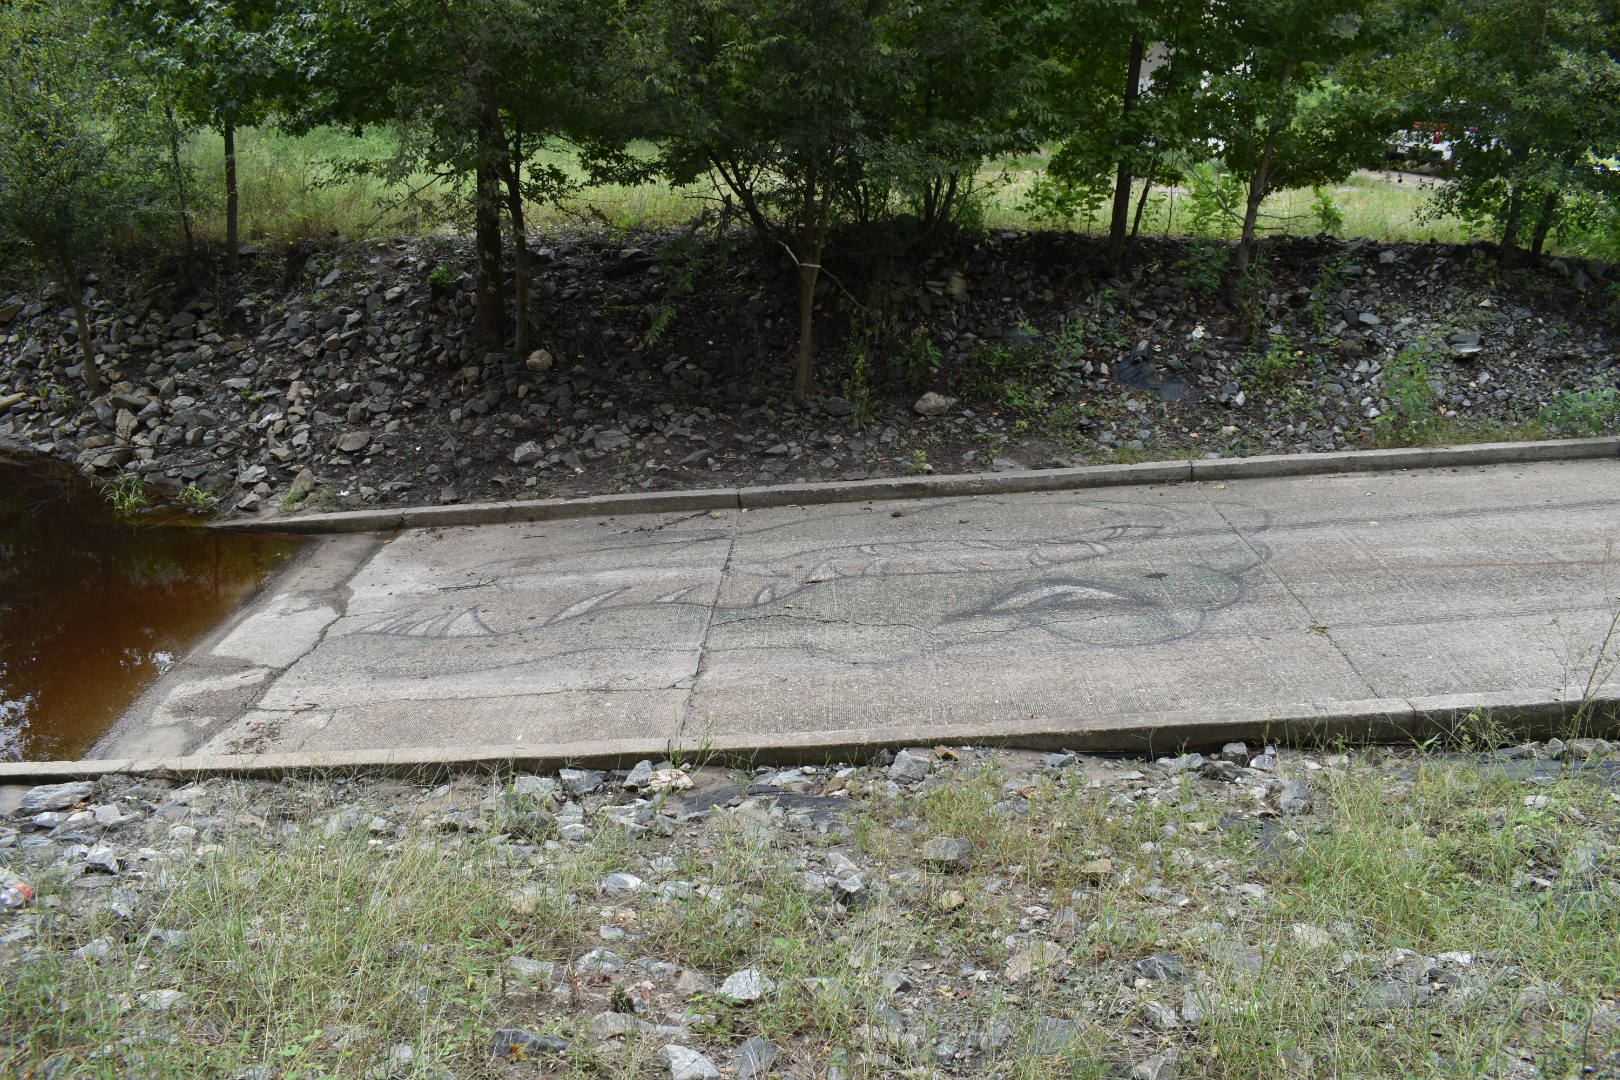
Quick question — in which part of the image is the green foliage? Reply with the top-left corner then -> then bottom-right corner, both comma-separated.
843,348 -> 876,429
425,264 -> 453,289
890,331 -> 943,390
1539,386 -> 1620,437
1310,185 -> 1346,235
1236,334 -> 1307,396
642,229 -> 718,349
1373,340 -> 1443,444
1176,240 -> 1229,297
1181,163 -> 1245,239
176,485 -> 216,513
104,471 -> 152,518
0,0 -> 179,390
1401,0 -> 1620,264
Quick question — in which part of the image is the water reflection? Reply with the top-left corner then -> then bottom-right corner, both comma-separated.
0,457 -> 303,761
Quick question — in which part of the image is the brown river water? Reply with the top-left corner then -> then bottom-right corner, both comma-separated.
0,452 -> 303,761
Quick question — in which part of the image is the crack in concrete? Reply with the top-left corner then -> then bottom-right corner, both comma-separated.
206,534 -> 385,752
681,529 -> 737,722
720,610 -> 937,635
1203,495 -> 1383,701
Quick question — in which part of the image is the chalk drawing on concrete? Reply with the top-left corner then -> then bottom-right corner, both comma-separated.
332,499 -> 1272,677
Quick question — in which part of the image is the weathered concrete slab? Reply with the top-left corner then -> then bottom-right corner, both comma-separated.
87,458 -> 1620,763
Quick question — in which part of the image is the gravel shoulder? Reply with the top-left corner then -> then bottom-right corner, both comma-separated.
3,737 -> 1618,1079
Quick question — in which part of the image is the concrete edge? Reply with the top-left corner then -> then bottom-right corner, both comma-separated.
5,688 -> 1615,783
214,436 -> 1620,534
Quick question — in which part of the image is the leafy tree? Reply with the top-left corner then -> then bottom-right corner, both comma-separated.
644,0 -> 1038,405
114,0 -> 296,266
0,0 -> 176,394
293,0 -> 629,355
1400,0 -> 1620,264
1193,0 -> 1396,278
1026,0 -> 1208,261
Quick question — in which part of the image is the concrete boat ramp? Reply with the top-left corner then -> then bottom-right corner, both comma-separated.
28,444 -> 1612,779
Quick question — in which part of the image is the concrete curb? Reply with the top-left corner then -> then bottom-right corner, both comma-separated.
6,688 -> 1615,783
216,437 -> 1620,534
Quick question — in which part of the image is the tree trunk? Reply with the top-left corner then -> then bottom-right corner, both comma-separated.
474,136 -> 505,348
1498,187 -> 1525,267
1131,166 -> 1156,239
1528,190 -> 1560,261
1234,143 -> 1273,280
62,267 -> 101,396
164,105 -> 194,265
1107,36 -> 1146,263
503,137 -> 529,364
792,237 -> 824,408
1235,64 -> 1293,280
224,121 -> 239,271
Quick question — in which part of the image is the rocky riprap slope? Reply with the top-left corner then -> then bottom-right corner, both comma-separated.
2,740 -> 1617,1079
0,230 -> 1615,517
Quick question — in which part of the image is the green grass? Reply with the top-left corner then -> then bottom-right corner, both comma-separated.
4,748 -> 1616,1079
186,127 -> 1492,251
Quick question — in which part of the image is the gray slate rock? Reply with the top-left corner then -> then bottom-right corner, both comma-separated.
18,782 -> 95,815
1130,954 -> 1192,984
719,966 -> 774,1003
922,836 -> 972,868
732,1036 -> 777,1080
490,1028 -> 569,1059
560,768 -> 605,795
661,1045 -> 720,1080
1027,1016 -> 1083,1055
889,750 -> 933,783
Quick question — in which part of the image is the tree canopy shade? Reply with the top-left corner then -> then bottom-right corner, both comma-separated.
0,0 -> 177,394
640,0 -> 1043,405
1394,0 -> 1620,263
112,0 -> 297,265
287,0 -> 633,358
6,0 -> 1620,405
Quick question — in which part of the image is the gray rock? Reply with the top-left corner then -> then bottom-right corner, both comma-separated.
733,1036 -> 777,1080
888,749 -> 933,783
661,1045 -> 720,1080
18,782 -> 95,815
1005,940 -> 1066,983
719,966 -> 774,1003
1027,1016 -> 1082,1055
490,1028 -> 569,1060
1131,1050 -> 1179,1080
913,392 -> 958,417
575,948 -> 626,974
511,775 -> 559,800
599,873 -> 646,896
560,768 -> 605,795
1197,759 -> 1245,782
921,836 -> 972,868
1130,954 -> 1191,984
820,397 -> 855,417
1565,738 -> 1612,761
83,845 -> 123,874
141,989 -> 186,1012
512,440 -> 545,465
1277,779 -> 1312,815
